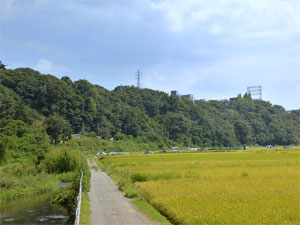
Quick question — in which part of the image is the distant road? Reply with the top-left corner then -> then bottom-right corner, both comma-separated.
88,160 -> 152,225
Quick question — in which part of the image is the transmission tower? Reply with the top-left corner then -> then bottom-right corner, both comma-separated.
247,85 -> 262,100
136,69 -> 142,89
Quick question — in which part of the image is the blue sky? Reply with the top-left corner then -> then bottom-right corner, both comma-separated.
1,0 -> 299,110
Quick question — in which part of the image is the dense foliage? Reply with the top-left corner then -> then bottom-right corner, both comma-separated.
0,131 -> 91,211
40,147 -> 85,173
0,119 -> 50,165
1,67 -> 299,148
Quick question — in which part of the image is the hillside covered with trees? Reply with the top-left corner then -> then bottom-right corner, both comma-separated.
1,67 -> 299,151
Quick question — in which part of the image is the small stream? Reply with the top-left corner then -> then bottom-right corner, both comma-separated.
0,191 -> 70,225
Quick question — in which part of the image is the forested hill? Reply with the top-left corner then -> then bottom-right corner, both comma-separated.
0,67 -> 299,147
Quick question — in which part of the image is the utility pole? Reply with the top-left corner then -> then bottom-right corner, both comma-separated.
123,107 -> 127,135
247,85 -> 262,100
136,69 -> 142,89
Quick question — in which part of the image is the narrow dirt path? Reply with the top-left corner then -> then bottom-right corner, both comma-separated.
88,160 -> 153,225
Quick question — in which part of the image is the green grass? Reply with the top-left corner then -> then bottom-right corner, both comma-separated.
0,172 -> 60,203
57,171 -> 77,182
80,192 -> 91,225
132,198 -> 172,225
91,165 -> 98,171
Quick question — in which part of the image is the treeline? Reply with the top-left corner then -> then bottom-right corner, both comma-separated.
1,67 -> 299,148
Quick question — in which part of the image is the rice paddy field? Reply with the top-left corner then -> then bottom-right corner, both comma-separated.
101,149 -> 300,225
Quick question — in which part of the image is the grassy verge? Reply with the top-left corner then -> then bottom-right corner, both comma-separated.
80,192 -> 91,225
132,198 -> 172,225
96,158 -> 171,225
0,172 -> 60,203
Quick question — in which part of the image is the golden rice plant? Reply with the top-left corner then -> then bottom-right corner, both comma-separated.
104,150 -> 300,224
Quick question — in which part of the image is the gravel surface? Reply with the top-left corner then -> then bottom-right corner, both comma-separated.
88,160 -> 153,225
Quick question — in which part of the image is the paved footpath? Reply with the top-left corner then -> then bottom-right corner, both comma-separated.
88,160 -> 153,225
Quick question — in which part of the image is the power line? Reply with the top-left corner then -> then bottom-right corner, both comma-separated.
67,71 -> 132,76
60,71 -> 134,81
40,67 -> 133,77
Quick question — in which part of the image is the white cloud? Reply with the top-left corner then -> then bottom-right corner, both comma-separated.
3,0 -> 299,40
209,23 -> 224,35
34,58 -> 70,77
148,0 -> 300,40
10,61 -> 25,68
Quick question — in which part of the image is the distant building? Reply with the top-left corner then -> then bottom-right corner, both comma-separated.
171,90 -> 193,101
171,90 -> 180,97
230,97 -> 238,102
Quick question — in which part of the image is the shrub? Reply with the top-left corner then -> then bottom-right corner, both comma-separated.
0,171 -> 17,189
40,147 -> 85,173
52,183 -> 77,212
57,172 -> 76,182
125,190 -> 138,198
131,173 -> 148,182
65,136 -> 100,154
2,162 -> 37,177
84,131 -> 97,137
241,172 -> 249,177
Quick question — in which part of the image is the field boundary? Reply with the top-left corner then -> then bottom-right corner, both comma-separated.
95,158 -> 172,225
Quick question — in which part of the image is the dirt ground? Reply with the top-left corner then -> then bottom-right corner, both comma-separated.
88,160 -> 153,225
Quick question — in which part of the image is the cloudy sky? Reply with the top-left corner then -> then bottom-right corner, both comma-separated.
1,0 -> 299,110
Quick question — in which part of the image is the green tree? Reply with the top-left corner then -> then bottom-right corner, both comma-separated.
0,119 -> 50,165
44,114 -> 73,143
1,67 -> 299,147
234,119 -> 252,145
0,61 -> 7,70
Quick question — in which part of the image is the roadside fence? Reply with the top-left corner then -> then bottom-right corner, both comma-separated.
74,172 -> 83,225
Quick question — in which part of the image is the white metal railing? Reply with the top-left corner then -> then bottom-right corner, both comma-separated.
74,172 -> 83,225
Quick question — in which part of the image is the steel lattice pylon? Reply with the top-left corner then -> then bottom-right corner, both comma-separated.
247,86 -> 262,100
